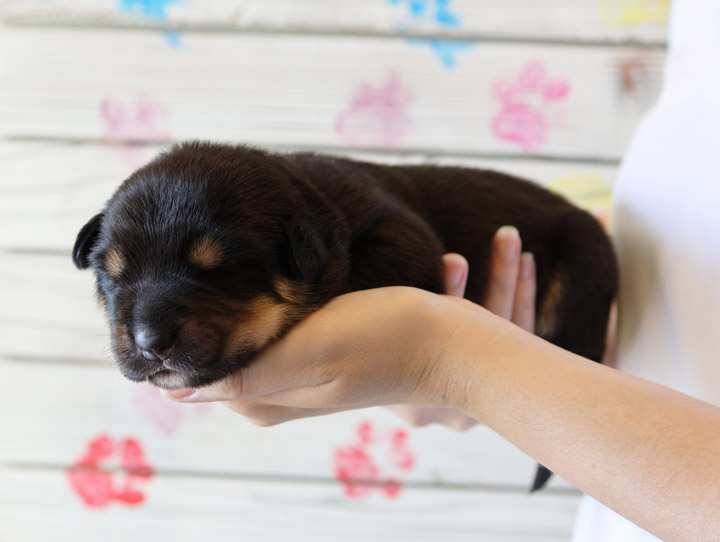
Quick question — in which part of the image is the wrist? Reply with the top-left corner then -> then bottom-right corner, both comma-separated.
410,294 -> 492,414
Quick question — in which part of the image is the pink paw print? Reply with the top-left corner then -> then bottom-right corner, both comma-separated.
66,434 -> 155,509
333,420 -> 416,499
133,383 -> 212,436
335,72 -> 414,149
99,95 -> 172,165
491,60 -> 570,152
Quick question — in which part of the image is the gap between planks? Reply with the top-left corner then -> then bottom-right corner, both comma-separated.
1,136 -> 624,167
1,460 -> 581,496
0,17 -> 669,49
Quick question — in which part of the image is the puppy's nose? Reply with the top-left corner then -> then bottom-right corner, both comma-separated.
134,328 -> 174,361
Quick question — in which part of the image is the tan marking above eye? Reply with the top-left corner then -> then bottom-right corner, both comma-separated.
189,237 -> 224,269
106,248 -> 125,278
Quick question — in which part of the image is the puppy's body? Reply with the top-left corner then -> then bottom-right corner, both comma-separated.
285,152 -> 617,360
74,142 -> 618,489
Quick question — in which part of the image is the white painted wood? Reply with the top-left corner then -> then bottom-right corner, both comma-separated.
0,27 -> 664,160
0,353 -> 573,491
0,467 -> 581,541
0,0 -> 669,44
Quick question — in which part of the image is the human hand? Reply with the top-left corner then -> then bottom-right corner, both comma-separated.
386,226 -> 537,431
163,226 -> 536,428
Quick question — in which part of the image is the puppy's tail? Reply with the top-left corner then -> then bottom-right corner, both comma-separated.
530,464 -> 553,493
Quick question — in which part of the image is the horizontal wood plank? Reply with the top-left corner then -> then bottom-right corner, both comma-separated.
0,359 -> 576,491
0,467 -> 581,541
0,27 -> 664,160
0,0 -> 669,44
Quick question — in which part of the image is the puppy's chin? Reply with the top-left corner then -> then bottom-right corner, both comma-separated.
121,348 -> 259,390
146,368 -> 237,390
147,369 -> 196,390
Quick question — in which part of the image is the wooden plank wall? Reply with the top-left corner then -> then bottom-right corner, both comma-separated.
0,1 -> 667,540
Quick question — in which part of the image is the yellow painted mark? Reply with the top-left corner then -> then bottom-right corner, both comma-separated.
598,0 -> 669,26
549,173 -> 613,230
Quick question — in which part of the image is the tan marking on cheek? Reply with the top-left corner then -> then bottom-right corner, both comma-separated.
189,237 -> 224,269
274,277 -> 310,305
536,269 -> 567,337
227,296 -> 289,353
112,324 -> 133,360
106,248 -> 125,278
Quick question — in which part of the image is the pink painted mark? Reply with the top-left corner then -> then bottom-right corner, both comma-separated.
66,435 -> 155,508
133,383 -> 184,435
333,421 -> 416,499
491,60 -> 571,152
335,71 -> 414,148
133,383 -> 213,436
99,95 -> 172,166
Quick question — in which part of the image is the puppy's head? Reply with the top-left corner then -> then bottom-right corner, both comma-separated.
74,142 -> 349,389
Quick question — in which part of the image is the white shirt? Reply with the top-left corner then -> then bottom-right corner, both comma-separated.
572,1 -> 720,540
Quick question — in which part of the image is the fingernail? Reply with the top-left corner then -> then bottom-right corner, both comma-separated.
162,388 -> 197,401
520,253 -> 535,280
445,262 -> 465,289
496,226 -> 520,263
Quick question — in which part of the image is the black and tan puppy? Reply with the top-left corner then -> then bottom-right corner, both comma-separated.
74,142 -> 618,489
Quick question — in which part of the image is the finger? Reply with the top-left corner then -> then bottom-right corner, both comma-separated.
511,252 -> 537,333
386,404 -> 435,427
483,226 -> 522,319
221,399 -> 343,427
386,405 -> 479,431
442,253 -> 469,298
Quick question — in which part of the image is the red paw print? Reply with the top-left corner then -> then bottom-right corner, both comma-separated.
491,60 -> 570,152
333,420 -> 416,499
66,435 -> 154,508
335,71 -> 414,148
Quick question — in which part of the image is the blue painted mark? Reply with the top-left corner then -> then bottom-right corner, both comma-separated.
163,30 -> 183,48
388,0 -> 461,27
434,0 -> 460,27
409,39 -> 473,69
118,0 -> 180,20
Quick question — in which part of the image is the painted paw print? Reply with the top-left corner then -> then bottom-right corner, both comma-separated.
491,60 -> 571,152
133,383 -> 212,436
119,0 -> 180,20
333,420 -> 416,499
118,0 -> 184,47
335,72 -> 414,149
388,0 -> 461,27
100,95 -> 170,141
100,95 -> 171,165
66,435 -> 154,508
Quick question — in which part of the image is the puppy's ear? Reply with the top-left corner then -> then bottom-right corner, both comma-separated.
280,216 -> 327,282
73,213 -> 104,269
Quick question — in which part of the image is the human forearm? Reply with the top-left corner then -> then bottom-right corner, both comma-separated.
435,304 -> 720,541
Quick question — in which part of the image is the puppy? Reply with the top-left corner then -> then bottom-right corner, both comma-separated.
74,142 -> 618,490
